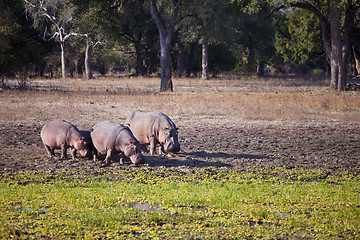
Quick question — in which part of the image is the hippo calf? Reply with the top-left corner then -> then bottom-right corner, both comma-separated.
40,120 -> 91,160
125,111 -> 180,155
91,121 -> 144,166
78,128 -> 97,161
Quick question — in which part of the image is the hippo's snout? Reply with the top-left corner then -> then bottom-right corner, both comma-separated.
168,145 -> 180,153
130,153 -> 145,165
165,141 -> 180,153
80,149 -> 91,157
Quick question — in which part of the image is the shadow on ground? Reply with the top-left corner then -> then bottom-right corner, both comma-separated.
138,151 -> 274,168
182,151 -> 275,160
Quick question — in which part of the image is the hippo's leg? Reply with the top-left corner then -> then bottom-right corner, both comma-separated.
70,148 -> 78,161
92,149 -> 98,162
158,145 -> 166,155
44,144 -> 54,158
119,153 -> 126,165
149,137 -> 156,155
91,147 -> 98,161
101,149 -> 113,167
60,144 -> 68,160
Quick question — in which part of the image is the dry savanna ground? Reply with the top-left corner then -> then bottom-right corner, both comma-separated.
1,75 -> 360,175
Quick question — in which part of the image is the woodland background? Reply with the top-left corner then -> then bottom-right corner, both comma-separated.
1,0 -> 359,91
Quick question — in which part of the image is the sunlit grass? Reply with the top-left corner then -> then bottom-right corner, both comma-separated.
1,168 -> 359,239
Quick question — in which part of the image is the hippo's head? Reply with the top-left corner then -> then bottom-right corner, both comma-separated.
123,140 -> 144,165
159,127 -> 180,153
74,137 -> 91,157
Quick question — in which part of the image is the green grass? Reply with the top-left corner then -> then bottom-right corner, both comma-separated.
1,168 -> 359,239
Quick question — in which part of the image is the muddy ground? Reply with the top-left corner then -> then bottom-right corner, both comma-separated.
1,77 -> 359,175
1,116 -> 359,176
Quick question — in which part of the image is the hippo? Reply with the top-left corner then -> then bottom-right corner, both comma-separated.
91,120 -> 144,166
125,111 -> 180,155
78,128 -> 97,161
40,120 -> 91,160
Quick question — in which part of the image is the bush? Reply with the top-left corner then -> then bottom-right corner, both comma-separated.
313,68 -> 324,75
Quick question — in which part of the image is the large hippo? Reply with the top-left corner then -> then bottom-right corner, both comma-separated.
91,121 -> 144,166
40,120 -> 91,160
125,111 -> 180,155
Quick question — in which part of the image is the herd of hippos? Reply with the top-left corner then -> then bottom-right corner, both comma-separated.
40,110 -> 181,167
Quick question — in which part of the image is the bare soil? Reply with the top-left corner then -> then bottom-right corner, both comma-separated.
1,76 -> 359,175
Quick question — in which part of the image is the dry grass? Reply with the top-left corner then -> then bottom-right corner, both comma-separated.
1,76 -> 360,126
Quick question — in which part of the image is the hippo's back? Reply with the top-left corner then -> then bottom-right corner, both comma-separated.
126,111 -> 158,123
125,111 -> 160,142
91,121 -> 125,153
41,120 -> 74,147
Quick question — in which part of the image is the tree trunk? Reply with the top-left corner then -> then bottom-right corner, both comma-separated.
338,7 -> 353,90
330,1 -> 341,90
159,30 -> 173,91
148,0 -> 180,91
353,44 -> 360,75
257,60 -> 265,76
60,42 -> 66,78
201,37 -> 210,80
85,36 -> 93,80
290,1 -> 355,91
176,42 -> 185,78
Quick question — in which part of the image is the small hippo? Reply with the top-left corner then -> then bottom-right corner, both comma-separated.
125,111 -> 180,155
91,120 -> 144,166
78,128 -> 97,161
40,120 -> 91,160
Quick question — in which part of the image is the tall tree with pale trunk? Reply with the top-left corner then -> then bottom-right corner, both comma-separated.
24,0 -> 77,78
147,0 -> 190,91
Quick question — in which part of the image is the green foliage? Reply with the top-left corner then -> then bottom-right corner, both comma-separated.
0,0 -> 45,77
1,167 -> 359,239
231,6 -> 278,73
5,0 -> 355,77
275,9 -> 324,65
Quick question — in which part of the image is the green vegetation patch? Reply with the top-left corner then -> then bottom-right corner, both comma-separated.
1,167 -> 359,239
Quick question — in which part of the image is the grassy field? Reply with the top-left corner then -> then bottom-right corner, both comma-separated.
1,168 -> 359,239
0,75 -> 360,239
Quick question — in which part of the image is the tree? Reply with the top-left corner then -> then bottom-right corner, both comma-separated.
275,9 -> 323,64
274,8 -> 327,75
72,2 -> 103,79
353,19 -> 360,75
115,1 -> 159,76
275,0 -> 360,90
147,0 -> 189,91
0,0 -> 44,80
231,3 -> 277,76
24,0 -> 78,78
74,0 -> 160,77
179,0 -> 233,79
